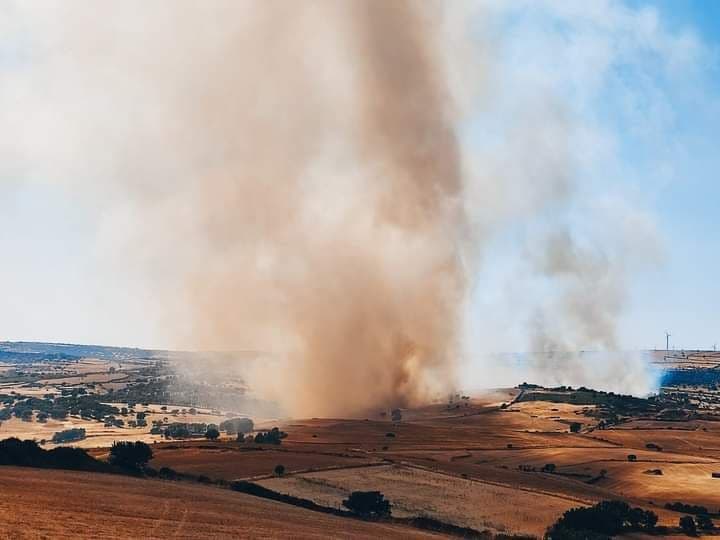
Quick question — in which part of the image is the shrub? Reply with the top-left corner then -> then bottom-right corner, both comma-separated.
627,454 -> 637,462
342,491 -> 391,519
274,464 -> 285,476
109,441 -> 153,470
542,463 -> 556,473
680,515 -> 697,535
158,466 -> 178,479
205,426 -> 220,440
569,422 -> 581,433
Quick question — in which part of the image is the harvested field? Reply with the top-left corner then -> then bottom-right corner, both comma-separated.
258,463 -> 578,537
0,466 -> 441,539
150,442 -> 379,480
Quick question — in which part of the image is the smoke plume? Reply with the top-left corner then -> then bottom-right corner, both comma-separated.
81,1 -> 465,417
3,0 -> 682,414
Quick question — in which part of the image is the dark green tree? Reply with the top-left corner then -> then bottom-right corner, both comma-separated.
109,441 -> 153,470
342,491 -> 391,519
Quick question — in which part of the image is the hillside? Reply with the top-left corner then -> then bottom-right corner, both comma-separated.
0,466 -> 442,539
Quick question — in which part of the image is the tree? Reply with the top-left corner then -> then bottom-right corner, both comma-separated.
546,500 -> 658,538
274,464 -> 285,476
342,491 -> 391,519
205,427 -> 220,440
52,428 -> 86,444
627,454 -> 637,462
254,427 -> 286,445
569,422 -> 582,433
680,515 -> 697,535
391,409 -> 402,422
542,463 -> 556,473
219,417 -> 254,435
109,441 -> 153,470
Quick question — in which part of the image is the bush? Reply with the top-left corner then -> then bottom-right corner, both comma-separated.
569,422 -> 581,433
109,441 -> 153,470
342,491 -> 391,519
158,466 -> 179,479
205,426 -> 220,440
274,464 -> 285,476
627,454 -> 637,462
542,463 -> 556,473
680,515 -> 697,535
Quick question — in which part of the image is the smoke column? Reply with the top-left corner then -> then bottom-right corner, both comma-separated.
134,1 -> 467,417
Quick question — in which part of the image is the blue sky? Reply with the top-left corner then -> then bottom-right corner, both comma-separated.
624,0 -> 720,349
0,0 -> 718,351
462,0 -> 720,353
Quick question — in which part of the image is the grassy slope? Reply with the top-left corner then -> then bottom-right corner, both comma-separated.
0,466 -> 442,539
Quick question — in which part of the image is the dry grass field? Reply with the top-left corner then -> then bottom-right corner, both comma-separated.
258,463 -> 576,537
150,441 -> 380,479
0,467 -> 443,539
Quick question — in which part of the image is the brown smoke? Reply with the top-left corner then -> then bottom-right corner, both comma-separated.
131,1 -> 468,417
